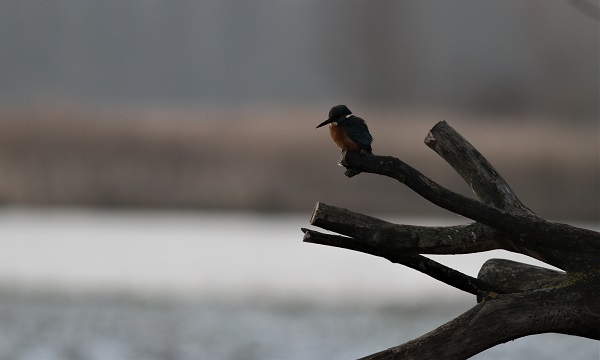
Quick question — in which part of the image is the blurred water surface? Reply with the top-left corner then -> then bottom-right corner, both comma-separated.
0,208 -> 597,359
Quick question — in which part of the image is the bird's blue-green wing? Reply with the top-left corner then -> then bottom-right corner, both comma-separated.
346,117 -> 374,149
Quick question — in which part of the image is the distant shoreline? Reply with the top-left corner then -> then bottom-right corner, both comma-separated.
0,106 -> 597,220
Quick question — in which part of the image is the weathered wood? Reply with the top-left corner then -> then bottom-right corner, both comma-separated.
424,121 -> 533,214
302,228 -> 509,296
340,151 -> 599,272
309,202 -> 509,254
360,278 -> 600,360
478,259 -> 567,292
305,120 -> 600,359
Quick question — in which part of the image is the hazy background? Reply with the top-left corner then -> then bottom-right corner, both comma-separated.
0,1 -> 598,359
0,0 -> 597,219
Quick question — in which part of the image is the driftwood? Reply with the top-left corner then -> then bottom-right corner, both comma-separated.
302,121 -> 600,359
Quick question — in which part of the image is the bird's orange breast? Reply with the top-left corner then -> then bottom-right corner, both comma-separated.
329,123 -> 360,151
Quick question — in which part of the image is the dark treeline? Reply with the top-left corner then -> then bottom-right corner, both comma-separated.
1,1 -> 597,118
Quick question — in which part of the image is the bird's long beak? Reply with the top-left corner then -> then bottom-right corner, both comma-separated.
316,118 -> 333,128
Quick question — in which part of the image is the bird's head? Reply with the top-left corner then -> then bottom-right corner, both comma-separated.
316,105 -> 353,128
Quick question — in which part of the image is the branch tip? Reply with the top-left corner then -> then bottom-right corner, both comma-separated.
424,131 -> 435,145
309,202 -> 321,225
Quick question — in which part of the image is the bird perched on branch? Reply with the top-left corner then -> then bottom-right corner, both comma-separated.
316,105 -> 373,154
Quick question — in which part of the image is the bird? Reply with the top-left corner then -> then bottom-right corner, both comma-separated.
316,105 -> 373,154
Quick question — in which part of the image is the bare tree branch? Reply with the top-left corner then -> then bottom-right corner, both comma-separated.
301,228 -> 508,296
340,151 -> 531,229
305,120 -> 600,358
360,280 -> 600,360
425,121 -> 533,214
309,202 -> 510,254
340,149 -> 600,271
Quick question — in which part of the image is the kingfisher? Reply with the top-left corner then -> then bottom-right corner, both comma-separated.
316,105 -> 373,154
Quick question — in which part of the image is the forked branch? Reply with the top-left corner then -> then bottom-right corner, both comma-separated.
304,120 -> 600,359
360,278 -> 600,360
340,147 -> 599,271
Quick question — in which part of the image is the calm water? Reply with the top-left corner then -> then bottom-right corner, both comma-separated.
0,208 -> 597,359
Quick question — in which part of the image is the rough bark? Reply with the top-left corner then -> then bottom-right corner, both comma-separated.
360,276 -> 600,360
303,121 -> 600,359
302,227 -> 509,296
